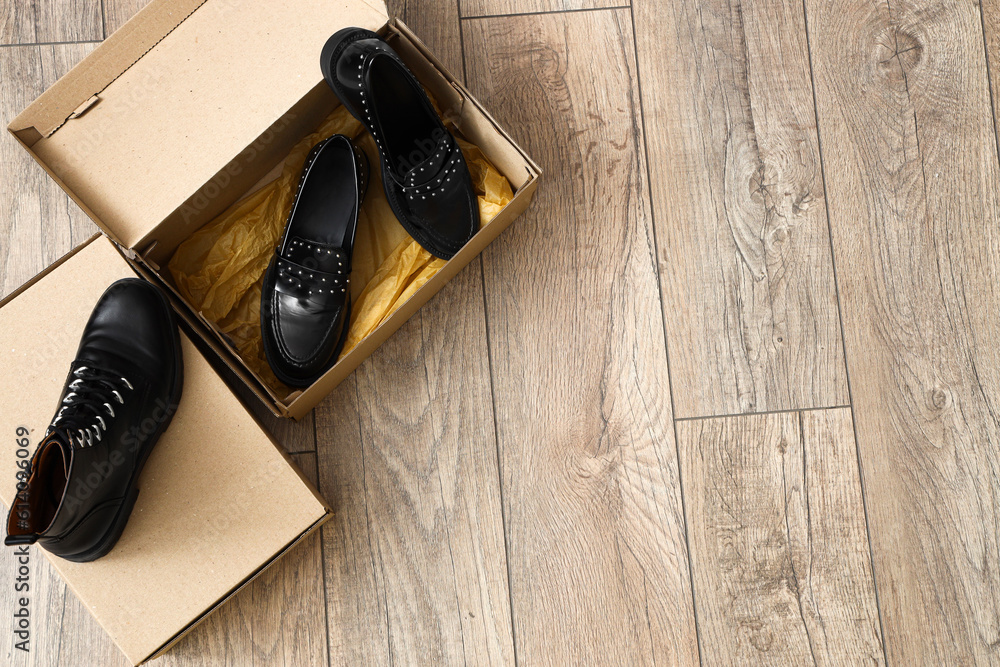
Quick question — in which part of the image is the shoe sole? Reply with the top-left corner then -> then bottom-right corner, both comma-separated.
59,286 -> 185,563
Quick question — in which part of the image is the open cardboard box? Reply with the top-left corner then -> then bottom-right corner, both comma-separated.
0,237 -> 331,665
1,0 -> 538,663
10,0 -> 540,420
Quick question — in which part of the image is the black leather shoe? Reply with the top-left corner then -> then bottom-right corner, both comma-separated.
260,134 -> 369,387
321,27 -> 478,260
4,278 -> 183,562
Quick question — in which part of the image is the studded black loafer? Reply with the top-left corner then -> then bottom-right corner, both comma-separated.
260,134 -> 369,387
321,27 -> 478,260
4,278 -> 183,562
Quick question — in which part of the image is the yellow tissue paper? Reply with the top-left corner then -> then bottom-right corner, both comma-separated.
168,105 -> 513,399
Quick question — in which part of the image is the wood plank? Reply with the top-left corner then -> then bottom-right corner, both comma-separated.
678,409 -> 884,664
461,0 -> 621,20
804,0 -> 1000,662
102,0 -> 149,36
314,271 -> 514,665
316,5 -> 512,664
313,379 -> 389,666
465,10 -> 700,664
633,0 -> 849,418
0,43 -> 98,299
0,453 -> 327,666
386,0 -> 462,75
0,0 -> 102,45
986,0 -> 1000,156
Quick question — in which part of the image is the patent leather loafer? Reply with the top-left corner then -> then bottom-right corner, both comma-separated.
4,278 -> 183,562
321,27 -> 478,260
260,134 -> 369,387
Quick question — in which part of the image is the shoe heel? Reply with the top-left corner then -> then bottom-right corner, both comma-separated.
320,27 -> 382,119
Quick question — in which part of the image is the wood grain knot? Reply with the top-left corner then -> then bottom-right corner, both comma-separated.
930,387 -> 950,410
875,25 -> 924,81
739,619 -> 775,653
768,224 -> 790,247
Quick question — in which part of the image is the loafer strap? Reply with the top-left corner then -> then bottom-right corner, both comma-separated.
273,254 -> 350,300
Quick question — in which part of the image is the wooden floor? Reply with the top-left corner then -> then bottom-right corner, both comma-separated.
2,0 -> 1000,664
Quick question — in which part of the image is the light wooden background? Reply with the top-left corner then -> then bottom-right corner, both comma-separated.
2,0 -> 999,664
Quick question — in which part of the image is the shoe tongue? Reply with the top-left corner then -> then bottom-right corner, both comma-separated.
401,134 -> 453,187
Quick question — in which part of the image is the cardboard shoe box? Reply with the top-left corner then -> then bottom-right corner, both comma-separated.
0,238 -> 331,664
9,0 -> 540,421
1,0 -> 538,663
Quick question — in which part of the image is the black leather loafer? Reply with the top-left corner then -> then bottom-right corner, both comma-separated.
321,27 -> 478,260
5,278 -> 183,562
260,134 -> 369,387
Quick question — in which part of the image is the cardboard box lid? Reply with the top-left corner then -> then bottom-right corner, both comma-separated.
0,236 -> 330,664
9,0 -> 389,250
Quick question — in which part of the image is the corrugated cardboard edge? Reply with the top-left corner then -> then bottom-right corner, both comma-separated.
9,0 -> 207,142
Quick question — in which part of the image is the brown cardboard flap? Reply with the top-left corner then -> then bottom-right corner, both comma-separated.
9,0 -> 206,144
0,237 -> 329,664
23,0 -> 388,249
